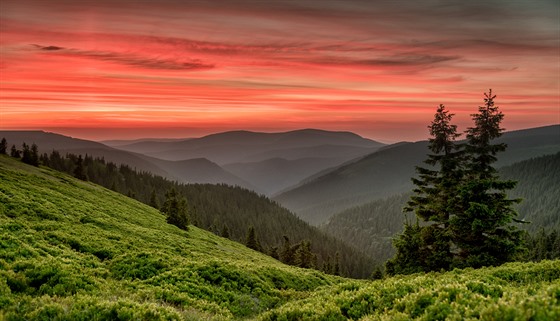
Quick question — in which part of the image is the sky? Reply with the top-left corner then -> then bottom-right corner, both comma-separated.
0,0 -> 558,142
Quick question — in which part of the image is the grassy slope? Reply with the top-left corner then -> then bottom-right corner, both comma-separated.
1,155 -> 559,320
0,156 -> 341,320
260,261 -> 560,321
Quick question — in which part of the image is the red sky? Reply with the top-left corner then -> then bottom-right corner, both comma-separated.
1,0 -> 558,142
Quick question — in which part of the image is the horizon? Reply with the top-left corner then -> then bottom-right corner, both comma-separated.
1,123 -> 558,145
1,0 -> 559,142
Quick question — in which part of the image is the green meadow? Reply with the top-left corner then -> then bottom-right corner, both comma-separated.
1,155 -> 558,320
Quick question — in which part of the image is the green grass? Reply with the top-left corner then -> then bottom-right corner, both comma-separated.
1,155 -> 559,320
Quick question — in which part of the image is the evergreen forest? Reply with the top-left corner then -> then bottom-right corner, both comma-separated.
2,138 -> 373,278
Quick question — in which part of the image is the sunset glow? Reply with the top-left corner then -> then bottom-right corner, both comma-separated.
1,0 -> 558,142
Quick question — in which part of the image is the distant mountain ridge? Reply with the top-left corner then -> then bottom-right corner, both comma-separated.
274,125 -> 560,225
0,131 -> 170,177
106,128 -> 383,164
105,128 -> 385,195
0,130 -> 252,189
102,137 -> 190,146
0,128 -> 385,196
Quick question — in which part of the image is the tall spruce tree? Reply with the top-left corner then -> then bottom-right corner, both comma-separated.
73,155 -> 87,180
245,226 -> 259,251
21,143 -> 32,164
333,252 -> 341,276
161,188 -> 190,231
0,138 -> 7,154
294,240 -> 313,268
30,143 -> 40,166
387,105 -> 462,274
280,236 -> 295,265
10,145 -> 20,158
451,89 -> 524,268
149,189 -> 159,209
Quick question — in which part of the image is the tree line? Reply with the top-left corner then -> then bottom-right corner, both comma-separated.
0,139 -> 371,278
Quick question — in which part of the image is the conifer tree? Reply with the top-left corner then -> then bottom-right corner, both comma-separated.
39,153 -> 49,166
451,89 -> 524,268
322,255 -> 332,274
385,221 -> 425,275
311,253 -> 318,269
48,150 -> 64,171
73,155 -> 87,180
21,143 -> 32,164
149,189 -> 159,209
280,236 -> 295,265
389,105 -> 462,274
30,143 -> 39,166
295,240 -> 313,268
333,252 -> 341,276
161,188 -> 189,231
245,226 -> 259,251
19,142 -> 39,166
10,145 -> 20,158
0,138 -> 7,154
221,224 -> 230,238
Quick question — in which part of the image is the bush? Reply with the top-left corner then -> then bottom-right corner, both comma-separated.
110,252 -> 169,280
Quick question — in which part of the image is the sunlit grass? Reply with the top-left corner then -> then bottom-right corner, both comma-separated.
1,155 -> 558,320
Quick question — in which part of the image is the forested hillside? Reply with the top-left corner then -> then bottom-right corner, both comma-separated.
322,152 -> 560,263
1,142 -> 374,278
1,155 -> 558,320
276,125 -> 560,225
0,131 -> 254,189
321,193 -> 411,265
501,152 -> 560,231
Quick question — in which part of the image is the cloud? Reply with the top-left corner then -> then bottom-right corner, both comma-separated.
31,44 -> 214,71
304,53 -> 460,70
32,44 -> 64,51
358,54 -> 459,67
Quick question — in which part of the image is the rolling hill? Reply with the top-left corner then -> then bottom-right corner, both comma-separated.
0,131 -> 252,189
2,129 -> 384,196
275,125 -> 560,225
13,149 -> 374,278
106,129 -> 384,195
0,131 -> 169,177
105,129 -> 383,164
1,155 -> 558,320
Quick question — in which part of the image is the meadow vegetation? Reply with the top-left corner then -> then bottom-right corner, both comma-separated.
4,144 -> 374,278
1,155 -> 559,320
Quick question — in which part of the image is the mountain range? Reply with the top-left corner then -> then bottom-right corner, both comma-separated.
274,125 -> 560,225
0,130 -> 252,189
2,125 -> 558,226
105,129 -> 383,195
321,151 -> 560,262
103,129 -> 383,164
2,129 -> 383,196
